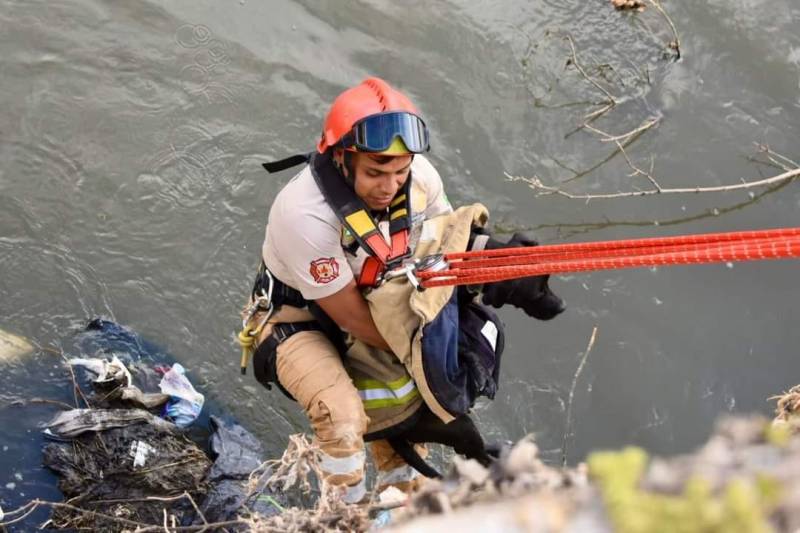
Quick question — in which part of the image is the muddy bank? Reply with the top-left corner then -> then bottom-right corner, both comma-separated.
3,318 -> 800,532
238,402 -> 800,532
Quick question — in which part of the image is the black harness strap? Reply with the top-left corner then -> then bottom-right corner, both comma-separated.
254,321 -> 322,399
310,150 -> 412,268
262,153 -> 312,174
262,150 -> 414,286
251,261 -> 307,309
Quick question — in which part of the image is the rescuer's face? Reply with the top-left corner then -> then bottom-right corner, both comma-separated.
348,152 -> 412,211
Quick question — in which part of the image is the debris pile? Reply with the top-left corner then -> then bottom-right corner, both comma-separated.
772,385 -> 800,423
611,0 -> 646,12
37,351 -> 207,528
244,434 -> 373,532
385,415 -> 800,532
5,319 -> 800,532
43,417 -> 211,529
22,319 -> 286,531
238,411 -> 800,532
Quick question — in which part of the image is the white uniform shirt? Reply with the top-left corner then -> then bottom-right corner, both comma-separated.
262,155 -> 452,300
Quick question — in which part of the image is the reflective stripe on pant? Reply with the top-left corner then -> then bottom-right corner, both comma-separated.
369,439 -> 428,494
274,328 -> 369,503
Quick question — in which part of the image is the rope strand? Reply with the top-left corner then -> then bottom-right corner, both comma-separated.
420,228 -> 800,288
447,227 -> 800,259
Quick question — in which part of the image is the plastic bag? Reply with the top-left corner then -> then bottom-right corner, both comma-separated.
159,363 -> 204,427
69,355 -> 132,386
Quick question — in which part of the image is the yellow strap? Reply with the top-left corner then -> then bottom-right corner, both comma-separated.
344,210 -> 376,237
389,208 -> 408,221
390,194 -> 407,208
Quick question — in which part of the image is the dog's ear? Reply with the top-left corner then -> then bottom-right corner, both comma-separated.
529,281 -> 566,321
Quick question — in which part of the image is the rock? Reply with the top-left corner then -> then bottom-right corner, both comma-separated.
0,326 -> 34,363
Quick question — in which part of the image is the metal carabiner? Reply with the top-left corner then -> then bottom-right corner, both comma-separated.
382,258 -> 417,285
381,254 -> 449,291
415,253 -> 449,274
242,269 -> 276,329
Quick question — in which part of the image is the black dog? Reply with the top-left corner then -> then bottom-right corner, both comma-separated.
480,232 -> 567,321
386,241 -> 565,478
387,405 -> 498,478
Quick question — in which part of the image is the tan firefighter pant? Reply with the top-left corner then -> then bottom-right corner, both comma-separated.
258,307 -> 424,502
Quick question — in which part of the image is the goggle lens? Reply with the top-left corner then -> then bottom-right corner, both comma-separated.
345,112 -> 429,153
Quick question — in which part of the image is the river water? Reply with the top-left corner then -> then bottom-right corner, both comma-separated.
1,0 -> 799,521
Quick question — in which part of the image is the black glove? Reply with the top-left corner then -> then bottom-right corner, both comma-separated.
479,232 -> 566,320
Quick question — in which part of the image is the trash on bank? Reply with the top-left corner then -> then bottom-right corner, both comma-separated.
68,355 -> 132,386
159,362 -> 205,427
197,415 -> 285,522
43,407 -> 176,439
26,319 -> 288,530
42,411 -> 212,529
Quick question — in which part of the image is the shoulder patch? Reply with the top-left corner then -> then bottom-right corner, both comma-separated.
309,257 -> 340,284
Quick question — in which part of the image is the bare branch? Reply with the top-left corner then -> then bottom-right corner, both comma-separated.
591,116 -> 661,143
182,491 -> 208,527
583,119 -> 663,189
583,101 -> 615,122
0,501 -> 39,527
520,179 -> 789,240
563,35 -> 617,119
507,160 -> 800,200
755,143 -> 799,171
561,123 -> 654,183
648,0 -> 681,59
562,326 -> 598,468
59,350 -> 91,409
0,498 -> 249,532
6,397 -> 75,410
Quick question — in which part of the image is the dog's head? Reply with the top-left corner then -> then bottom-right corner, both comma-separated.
527,279 -> 567,320
482,232 -> 566,320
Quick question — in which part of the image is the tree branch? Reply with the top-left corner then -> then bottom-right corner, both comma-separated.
564,35 -> 618,121
508,163 -> 800,200
648,0 -> 681,59
562,326 -> 598,468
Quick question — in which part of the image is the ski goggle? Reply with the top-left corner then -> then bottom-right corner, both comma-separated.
341,111 -> 430,154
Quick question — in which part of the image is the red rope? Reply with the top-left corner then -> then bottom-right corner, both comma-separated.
419,227 -> 800,288
444,237 -> 789,271
447,227 -> 800,260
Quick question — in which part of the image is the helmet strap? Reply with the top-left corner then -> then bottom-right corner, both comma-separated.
341,149 -> 356,188
328,147 -> 354,188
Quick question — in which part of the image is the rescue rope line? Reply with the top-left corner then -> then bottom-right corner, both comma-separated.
419,227 -> 800,288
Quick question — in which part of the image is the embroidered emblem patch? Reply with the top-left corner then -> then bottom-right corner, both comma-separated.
309,257 -> 340,284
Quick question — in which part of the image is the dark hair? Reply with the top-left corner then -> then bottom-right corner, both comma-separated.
365,153 -> 414,165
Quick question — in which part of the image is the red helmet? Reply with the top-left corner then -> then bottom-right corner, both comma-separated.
316,78 -> 428,154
